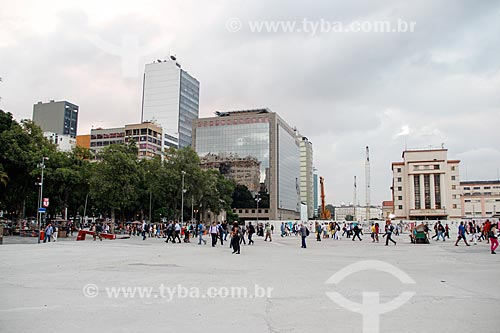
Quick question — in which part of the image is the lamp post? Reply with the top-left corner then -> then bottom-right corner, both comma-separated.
181,171 -> 186,224
37,157 -> 48,244
255,194 -> 261,224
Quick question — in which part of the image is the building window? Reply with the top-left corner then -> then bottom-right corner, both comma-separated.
451,176 -> 456,180
451,166 -> 456,171
398,196 -> 402,200
424,174 -> 431,209
434,165 -> 440,170
463,187 -> 470,190
414,176 -> 421,209
397,177 -> 402,182
452,185 -> 456,190
397,168 -> 402,173
452,204 -> 457,209
434,174 -> 441,209
397,186 -> 402,191
398,205 -> 403,209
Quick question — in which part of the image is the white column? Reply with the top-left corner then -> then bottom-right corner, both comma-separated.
440,173 -> 447,213
430,173 -> 436,209
420,174 -> 425,209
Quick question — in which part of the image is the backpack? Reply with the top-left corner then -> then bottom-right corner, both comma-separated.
306,228 -> 310,236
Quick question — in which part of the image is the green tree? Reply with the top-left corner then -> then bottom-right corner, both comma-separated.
89,142 -> 141,224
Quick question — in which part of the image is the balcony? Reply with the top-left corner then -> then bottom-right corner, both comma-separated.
409,209 -> 447,216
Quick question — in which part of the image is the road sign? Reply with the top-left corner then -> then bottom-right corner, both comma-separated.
43,198 -> 49,207
38,208 -> 46,213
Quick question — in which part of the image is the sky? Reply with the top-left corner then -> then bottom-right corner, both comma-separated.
1,0 -> 499,206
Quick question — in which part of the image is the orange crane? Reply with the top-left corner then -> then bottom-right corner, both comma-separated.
319,176 -> 331,220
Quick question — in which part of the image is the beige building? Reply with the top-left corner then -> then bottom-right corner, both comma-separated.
391,148 -> 461,220
461,180 -> 500,218
199,153 -> 261,193
124,122 -> 163,159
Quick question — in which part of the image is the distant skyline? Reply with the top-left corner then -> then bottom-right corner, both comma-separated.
1,0 -> 499,206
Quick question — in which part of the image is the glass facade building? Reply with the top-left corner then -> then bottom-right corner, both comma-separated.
193,109 -> 301,220
142,59 -> 199,149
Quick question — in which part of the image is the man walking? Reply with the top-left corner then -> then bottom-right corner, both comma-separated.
384,220 -> 397,246
300,223 -> 308,248
455,221 -> 470,247
173,221 -> 182,243
248,222 -> 255,245
197,221 -> 206,245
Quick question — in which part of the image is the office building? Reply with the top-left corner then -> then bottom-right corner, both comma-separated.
298,136 -> 314,219
33,100 -> 79,138
124,122 -> 163,159
461,180 -> 500,218
200,153 -> 261,193
391,148 -> 461,220
141,57 -> 200,149
89,122 -> 162,159
192,109 -> 301,220
43,132 -> 76,152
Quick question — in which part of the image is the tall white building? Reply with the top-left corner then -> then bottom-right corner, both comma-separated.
298,136 -> 314,219
141,57 -> 200,149
391,148 -> 461,220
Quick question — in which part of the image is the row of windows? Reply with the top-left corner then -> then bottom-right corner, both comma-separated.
235,209 -> 269,214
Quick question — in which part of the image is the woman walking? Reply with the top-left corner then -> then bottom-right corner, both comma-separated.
231,223 -> 241,254
489,225 -> 498,254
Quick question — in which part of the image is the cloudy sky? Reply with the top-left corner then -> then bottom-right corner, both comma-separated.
1,0 -> 499,206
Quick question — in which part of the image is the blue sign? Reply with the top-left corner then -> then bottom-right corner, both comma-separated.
38,208 -> 46,213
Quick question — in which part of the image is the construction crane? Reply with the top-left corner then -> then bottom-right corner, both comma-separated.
353,176 -> 357,221
320,176 -> 331,220
365,146 -> 371,222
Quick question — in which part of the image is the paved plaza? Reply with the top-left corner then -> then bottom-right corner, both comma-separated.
1,232 -> 499,333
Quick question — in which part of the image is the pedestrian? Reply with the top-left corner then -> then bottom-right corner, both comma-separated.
197,221 -> 207,245
141,220 -> 147,240
445,223 -> 450,238
300,223 -> 309,248
231,223 -> 241,254
315,222 -> 322,241
455,221 -> 470,247
240,224 -> 247,245
248,222 -> 255,245
43,223 -> 53,243
165,222 -> 174,243
374,222 -> 380,243
371,223 -> 376,242
173,221 -> 182,243
489,225 -> 498,254
352,223 -> 362,241
209,222 -> 219,247
436,221 -> 446,241
384,220 -> 396,246
93,223 -> 103,241
264,223 -> 272,242
52,225 -> 58,242
280,222 -> 285,237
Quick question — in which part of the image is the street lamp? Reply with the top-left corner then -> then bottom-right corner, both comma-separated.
255,193 -> 261,224
37,157 -> 49,244
181,171 -> 186,224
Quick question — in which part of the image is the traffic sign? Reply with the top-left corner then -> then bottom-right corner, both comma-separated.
43,198 -> 49,207
38,208 -> 46,213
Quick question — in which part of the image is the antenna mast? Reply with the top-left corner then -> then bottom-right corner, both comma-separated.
365,146 -> 371,222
